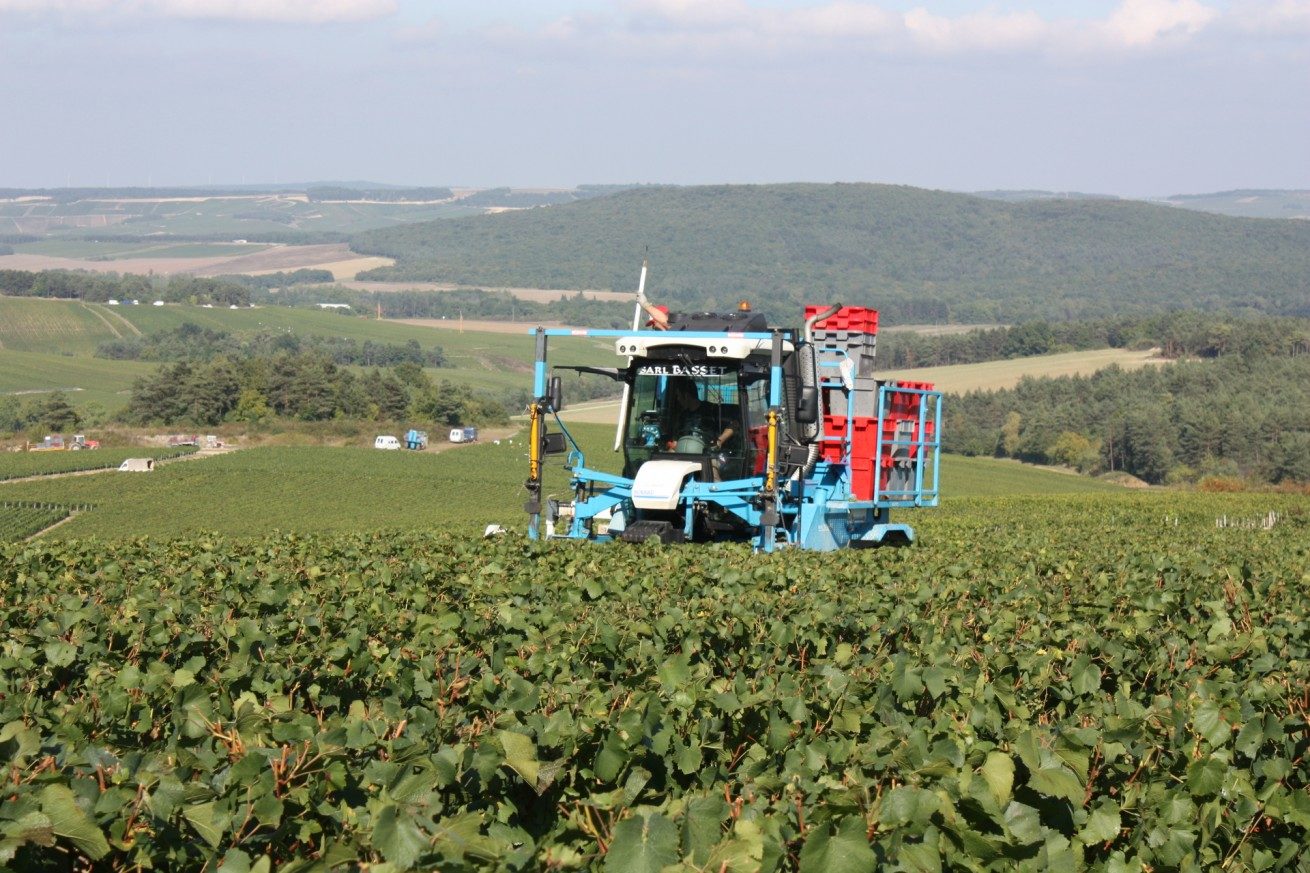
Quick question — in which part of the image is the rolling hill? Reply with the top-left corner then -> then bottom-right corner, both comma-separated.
352,183 -> 1310,324
0,297 -> 616,408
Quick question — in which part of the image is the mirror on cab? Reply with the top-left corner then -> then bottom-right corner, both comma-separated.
548,376 -> 564,412
796,386 -> 819,424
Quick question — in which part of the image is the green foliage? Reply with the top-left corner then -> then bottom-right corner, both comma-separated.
350,183 -> 1310,323
1046,432 -> 1101,474
1,492 -> 1306,869
30,391 -> 80,431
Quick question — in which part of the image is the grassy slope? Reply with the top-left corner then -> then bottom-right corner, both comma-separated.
351,183 -> 1310,322
111,304 -> 614,392
0,297 -> 138,354
0,297 -> 614,397
0,350 -> 154,411
0,423 -> 1120,540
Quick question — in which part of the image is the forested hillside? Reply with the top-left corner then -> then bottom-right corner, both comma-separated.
352,183 -> 1310,323
946,353 -> 1310,485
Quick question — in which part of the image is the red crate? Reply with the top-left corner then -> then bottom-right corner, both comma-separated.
849,457 -> 876,501
822,414 -> 880,463
804,305 -> 879,335
821,414 -> 848,462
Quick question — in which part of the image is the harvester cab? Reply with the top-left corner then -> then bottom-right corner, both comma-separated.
523,301 -> 941,552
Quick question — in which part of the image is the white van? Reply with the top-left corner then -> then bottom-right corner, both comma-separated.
373,435 -> 401,451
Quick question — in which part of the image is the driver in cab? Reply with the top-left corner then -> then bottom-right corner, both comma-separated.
665,379 -> 734,455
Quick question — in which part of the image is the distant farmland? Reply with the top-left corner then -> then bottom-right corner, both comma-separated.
879,347 -> 1166,392
0,242 -> 391,280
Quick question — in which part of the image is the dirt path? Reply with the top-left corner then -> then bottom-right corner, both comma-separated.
78,302 -> 125,339
26,510 -> 84,540
87,302 -> 142,336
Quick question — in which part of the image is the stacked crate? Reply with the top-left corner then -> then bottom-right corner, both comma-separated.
807,303 -> 933,502
805,305 -> 879,421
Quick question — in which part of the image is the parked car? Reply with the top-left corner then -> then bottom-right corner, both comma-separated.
448,426 -> 479,443
374,435 -> 401,450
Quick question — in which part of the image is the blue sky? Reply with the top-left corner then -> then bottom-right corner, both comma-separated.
1,0 -> 1306,195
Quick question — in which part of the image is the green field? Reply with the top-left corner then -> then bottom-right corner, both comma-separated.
0,297 -> 140,354
2,492 -> 1305,869
7,239 -> 156,259
0,421 -> 1117,540
9,239 -> 270,259
0,350 -> 155,412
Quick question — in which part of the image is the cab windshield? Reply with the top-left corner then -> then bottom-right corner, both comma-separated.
622,365 -> 769,479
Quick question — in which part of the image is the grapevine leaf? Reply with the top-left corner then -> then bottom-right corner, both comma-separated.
373,803 -> 428,871
1078,799 -> 1121,845
39,785 -> 109,860
1192,705 -> 1230,746
797,817 -> 875,873
879,786 -> 938,829
605,812 -> 678,873
1187,756 -> 1227,797
1028,766 -> 1083,805
980,752 -> 1015,807
182,801 -> 226,849
497,730 -> 540,787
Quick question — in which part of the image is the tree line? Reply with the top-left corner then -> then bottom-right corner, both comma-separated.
944,352 -> 1310,485
0,268 -> 338,306
95,323 -> 447,368
0,392 -> 85,434
0,270 -> 252,306
125,353 -> 505,428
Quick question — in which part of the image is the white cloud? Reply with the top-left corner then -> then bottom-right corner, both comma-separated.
512,0 -> 1257,57
0,0 -> 397,23
1102,0 -> 1219,47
